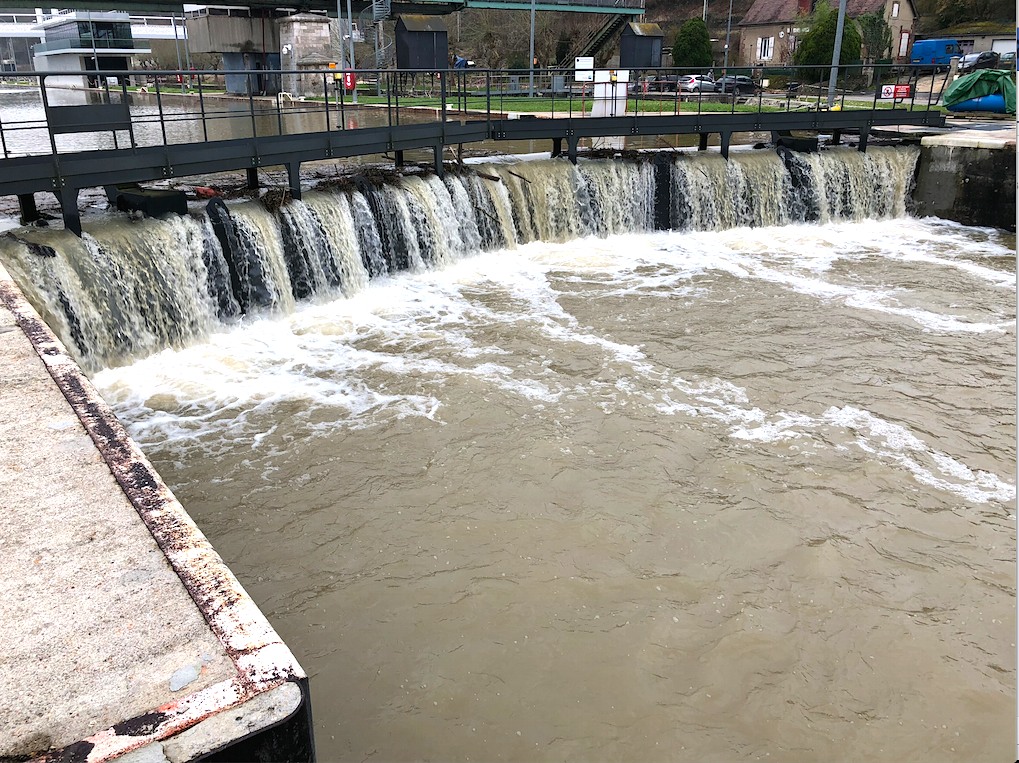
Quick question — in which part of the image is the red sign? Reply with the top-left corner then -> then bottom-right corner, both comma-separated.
343,72 -> 357,92
880,84 -> 911,99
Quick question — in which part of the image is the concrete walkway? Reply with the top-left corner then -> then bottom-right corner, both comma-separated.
0,264 -> 311,761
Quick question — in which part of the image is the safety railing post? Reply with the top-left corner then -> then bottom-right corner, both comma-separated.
248,75 -> 257,140
324,72 -> 331,133
155,76 -> 168,147
121,80 -> 136,148
198,71 -> 209,142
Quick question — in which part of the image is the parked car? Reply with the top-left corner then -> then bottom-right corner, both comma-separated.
999,51 -> 1016,69
679,74 -> 715,92
647,74 -> 680,92
714,75 -> 759,96
958,50 -> 1000,73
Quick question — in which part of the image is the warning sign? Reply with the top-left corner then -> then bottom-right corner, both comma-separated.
880,84 -> 911,99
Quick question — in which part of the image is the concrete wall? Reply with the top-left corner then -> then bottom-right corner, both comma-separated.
187,14 -> 279,55
279,14 -> 334,97
32,53 -> 89,88
912,143 -> 1017,231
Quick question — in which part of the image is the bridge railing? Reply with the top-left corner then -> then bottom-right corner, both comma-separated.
0,63 -> 951,160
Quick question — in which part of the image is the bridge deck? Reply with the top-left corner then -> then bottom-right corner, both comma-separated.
0,65 -> 949,234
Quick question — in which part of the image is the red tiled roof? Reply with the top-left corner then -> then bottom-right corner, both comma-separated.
741,0 -> 904,26
740,0 -> 799,26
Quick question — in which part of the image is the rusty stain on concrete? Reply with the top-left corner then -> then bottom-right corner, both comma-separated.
0,269 -> 308,761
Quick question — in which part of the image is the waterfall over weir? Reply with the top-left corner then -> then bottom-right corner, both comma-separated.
0,147 -> 919,373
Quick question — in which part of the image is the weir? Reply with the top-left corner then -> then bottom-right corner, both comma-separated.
0,147 -> 919,375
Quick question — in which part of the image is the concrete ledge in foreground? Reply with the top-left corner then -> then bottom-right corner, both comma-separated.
0,263 -> 314,762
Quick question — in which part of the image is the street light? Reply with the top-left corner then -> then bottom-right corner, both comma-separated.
528,0 -> 536,98
723,0 -> 734,70
827,0 -> 849,108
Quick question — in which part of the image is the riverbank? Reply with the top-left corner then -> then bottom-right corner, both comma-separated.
0,262 -> 314,761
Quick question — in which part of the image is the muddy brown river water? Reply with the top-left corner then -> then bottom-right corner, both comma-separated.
1,147 -> 1013,762
95,218 -> 1016,762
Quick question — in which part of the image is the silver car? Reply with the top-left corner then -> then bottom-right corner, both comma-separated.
679,74 -> 715,92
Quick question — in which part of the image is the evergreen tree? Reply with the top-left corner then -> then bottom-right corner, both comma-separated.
793,1 -> 862,80
856,11 -> 892,62
672,18 -> 713,69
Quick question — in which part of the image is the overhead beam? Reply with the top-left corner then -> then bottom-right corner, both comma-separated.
9,0 -> 642,15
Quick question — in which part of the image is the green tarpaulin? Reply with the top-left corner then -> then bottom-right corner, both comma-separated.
943,69 -> 1016,114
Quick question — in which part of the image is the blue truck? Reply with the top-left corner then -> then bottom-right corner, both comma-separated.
910,38 -> 962,69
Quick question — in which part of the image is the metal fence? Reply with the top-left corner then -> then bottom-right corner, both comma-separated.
0,63 -> 952,160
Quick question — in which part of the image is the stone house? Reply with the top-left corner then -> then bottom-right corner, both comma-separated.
737,0 -> 917,67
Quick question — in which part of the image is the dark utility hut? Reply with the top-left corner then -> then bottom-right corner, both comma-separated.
618,23 -> 664,68
395,15 -> 449,70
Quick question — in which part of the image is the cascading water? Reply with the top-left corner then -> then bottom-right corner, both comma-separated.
0,147 -> 919,373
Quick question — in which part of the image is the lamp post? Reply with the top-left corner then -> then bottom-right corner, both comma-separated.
347,0 -> 357,104
827,0 -> 849,108
722,0 -> 734,70
528,0 -> 536,98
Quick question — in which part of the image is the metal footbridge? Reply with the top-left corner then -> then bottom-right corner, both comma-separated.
0,64 -> 948,234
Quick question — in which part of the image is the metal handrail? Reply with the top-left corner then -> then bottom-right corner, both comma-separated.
0,63 -> 948,161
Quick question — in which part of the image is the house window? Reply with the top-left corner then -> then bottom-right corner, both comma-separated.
891,2 -> 899,18
756,36 -> 775,61
898,30 -> 910,58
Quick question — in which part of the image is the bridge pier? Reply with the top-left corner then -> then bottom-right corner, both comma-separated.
698,133 -> 708,152
17,194 -> 40,226
653,153 -> 672,231
567,135 -> 579,165
551,137 -> 562,158
246,167 -> 260,191
720,132 -> 731,160
857,127 -> 869,152
56,188 -> 81,237
433,144 -> 444,178
287,162 -> 302,201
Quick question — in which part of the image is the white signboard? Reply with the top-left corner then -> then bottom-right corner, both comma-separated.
574,56 -> 594,82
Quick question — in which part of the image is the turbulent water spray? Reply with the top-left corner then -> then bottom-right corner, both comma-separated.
0,148 -> 920,372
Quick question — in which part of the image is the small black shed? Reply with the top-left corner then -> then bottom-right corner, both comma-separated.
619,23 -> 664,68
395,15 -> 449,70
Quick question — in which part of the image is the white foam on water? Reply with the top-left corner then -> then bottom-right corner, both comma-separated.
94,218 -> 1014,504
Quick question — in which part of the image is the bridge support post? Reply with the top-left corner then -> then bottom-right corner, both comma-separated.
567,135 -> 579,165
433,144 -> 444,178
698,133 -> 709,152
551,137 -> 563,158
830,129 -> 842,146
652,153 -> 672,231
720,132 -> 731,160
287,162 -> 302,201
55,187 -> 81,236
394,150 -> 404,168
246,167 -> 260,190
17,194 -> 40,225
857,127 -> 869,152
